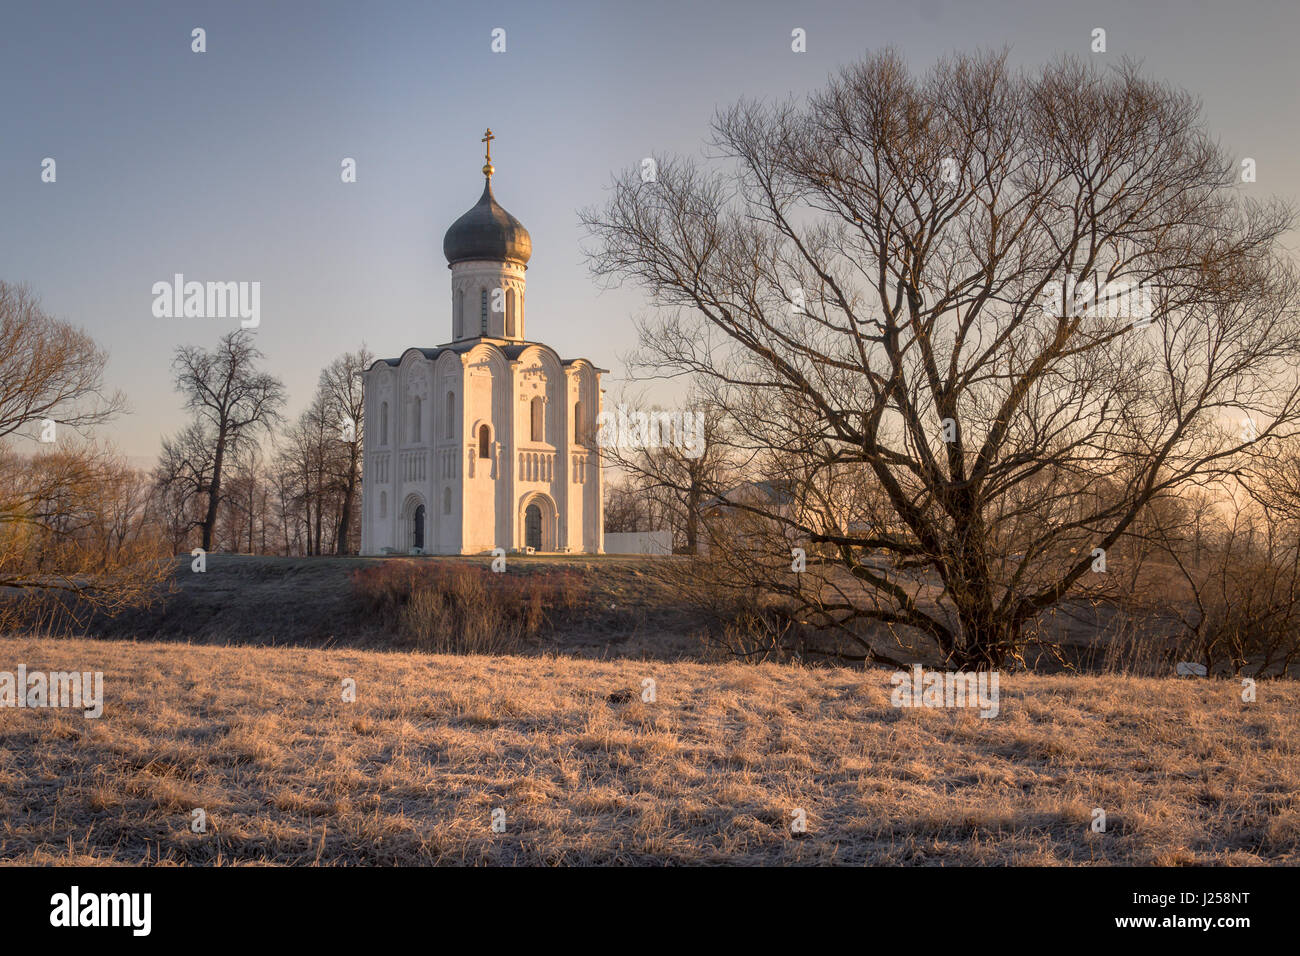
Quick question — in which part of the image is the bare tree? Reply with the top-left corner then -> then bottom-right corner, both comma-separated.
318,347 -> 371,554
0,283 -> 166,619
165,331 -> 285,552
582,50 -> 1300,668
603,475 -> 651,533
0,442 -> 171,624
1140,490 -> 1300,677
275,389 -> 335,555
153,421 -> 215,549
0,281 -> 124,441
600,395 -> 735,553
269,460 -> 303,555
222,441 -> 266,553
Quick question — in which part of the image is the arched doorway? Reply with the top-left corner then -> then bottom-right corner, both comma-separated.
525,503 -> 541,550
518,493 -> 557,551
401,494 -> 427,554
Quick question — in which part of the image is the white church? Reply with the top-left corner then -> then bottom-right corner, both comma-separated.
360,131 -> 605,555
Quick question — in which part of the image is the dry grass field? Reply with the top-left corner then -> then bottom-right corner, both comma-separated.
1,634 -> 1297,865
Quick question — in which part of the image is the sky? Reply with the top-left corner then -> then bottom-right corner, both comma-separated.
2,0 -> 1298,464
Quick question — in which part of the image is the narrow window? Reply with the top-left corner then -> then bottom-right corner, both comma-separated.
506,289 -> 515,337
445,391 -> 455,439
443,487 -> 452,514
574,400 -> 582,443
478,424 -> 491,459
480,289 -> 488,335
530,396 -> 544,443
380,402 -> 388,445
380,491 -> 387,518
456,290 -> 464,339
411,396 -> 421,442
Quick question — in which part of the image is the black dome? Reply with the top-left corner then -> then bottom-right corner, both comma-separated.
442,178 -> 532,266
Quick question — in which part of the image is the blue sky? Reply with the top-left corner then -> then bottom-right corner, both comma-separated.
2,0 -> 1297,461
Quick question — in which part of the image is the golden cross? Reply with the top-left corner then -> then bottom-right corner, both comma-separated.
481,128 -> 494,164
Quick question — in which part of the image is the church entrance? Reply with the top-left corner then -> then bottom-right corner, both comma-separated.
401,494 -> 427,554
524,503 -> 541,550
518,493 -> 557,551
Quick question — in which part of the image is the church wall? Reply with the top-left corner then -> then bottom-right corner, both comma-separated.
462,346 -> 508,553
433,352 -> 465,554
362,365 -> 400,554
399,355 -> 434,553
565,363 -> 604,553
362,350 -> 604,556
493,362 -> 513,548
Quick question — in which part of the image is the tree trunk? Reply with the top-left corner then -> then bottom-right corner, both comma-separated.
336,453 -> 358,554
201,431 -> 227,552
685,479 -> 701,555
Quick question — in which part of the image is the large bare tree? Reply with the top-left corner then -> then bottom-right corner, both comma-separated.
164,331 -> 285,552
582,50 -> 1300,668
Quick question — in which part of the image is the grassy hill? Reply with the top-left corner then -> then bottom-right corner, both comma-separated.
0,634 -> 1296,865
65,554 -> 706,660
34,554 -> 1180,674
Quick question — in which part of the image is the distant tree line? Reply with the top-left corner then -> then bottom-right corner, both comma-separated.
0,278 -> 374,610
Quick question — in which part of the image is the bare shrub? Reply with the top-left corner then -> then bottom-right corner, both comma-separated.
1108,492 -> 1300,677
351,560 -> 590,654
1095,609 -> 1196,677
398,580 -> 521,655
1163,531 -> 1300,677
666,549 -> 886,666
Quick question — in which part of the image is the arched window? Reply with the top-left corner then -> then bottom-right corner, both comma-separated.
456,290 -> 464,339
505,289 -> 516,337
530,396 -> 544,443
443,486 -> 452,514
411,396 -> 421,442
574,400 -> 582,444
478,424 -> 491,459
445,390 -> 455,439
480,289 -> 488,335
380,402 -> 388,445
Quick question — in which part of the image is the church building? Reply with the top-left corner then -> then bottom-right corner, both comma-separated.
361,131 -> 605,555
